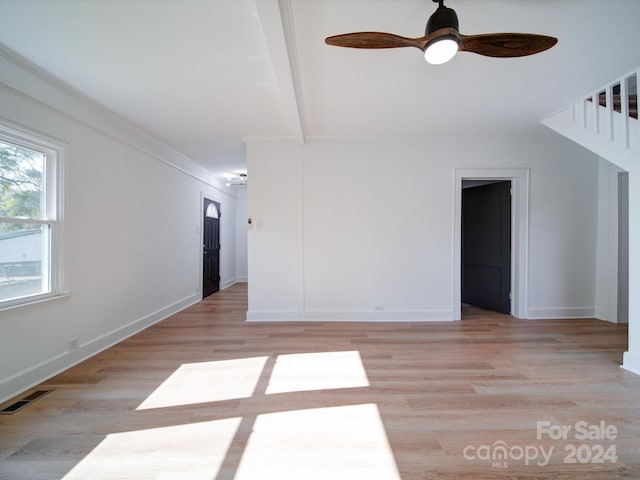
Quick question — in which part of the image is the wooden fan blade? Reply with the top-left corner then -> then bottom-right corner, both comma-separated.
325,32 -> 427,50
459,33 -> 557,57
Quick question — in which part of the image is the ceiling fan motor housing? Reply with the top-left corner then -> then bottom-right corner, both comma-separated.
426,5 -> 459,35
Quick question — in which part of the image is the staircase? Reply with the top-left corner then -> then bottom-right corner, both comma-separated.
542,70 -> 638,172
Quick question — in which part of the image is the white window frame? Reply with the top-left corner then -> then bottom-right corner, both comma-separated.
0,120 -> 67,312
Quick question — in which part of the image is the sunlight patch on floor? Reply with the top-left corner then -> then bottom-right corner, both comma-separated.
137,356 -> 268,410
62,418 -> 242,480
266,351 -> 369,394
234,404 -> 400,480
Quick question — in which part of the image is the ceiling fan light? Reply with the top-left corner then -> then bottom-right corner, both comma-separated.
424,38 -> 458,64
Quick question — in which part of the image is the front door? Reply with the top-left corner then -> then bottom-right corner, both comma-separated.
203,198 -> 220,298
462,181 -> 511,314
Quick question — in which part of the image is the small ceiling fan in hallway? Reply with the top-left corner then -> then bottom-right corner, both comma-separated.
325,0 -> 558,65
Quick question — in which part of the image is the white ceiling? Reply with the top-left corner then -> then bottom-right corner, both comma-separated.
1,0 -> 640,178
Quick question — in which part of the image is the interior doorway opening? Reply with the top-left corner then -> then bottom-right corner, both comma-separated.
461,180 -> 512,315
453,168 -> 530,321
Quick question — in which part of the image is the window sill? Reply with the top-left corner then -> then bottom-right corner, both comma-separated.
0,293 -> 71,318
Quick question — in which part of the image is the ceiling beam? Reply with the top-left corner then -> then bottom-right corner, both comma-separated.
254,0 -> 305,144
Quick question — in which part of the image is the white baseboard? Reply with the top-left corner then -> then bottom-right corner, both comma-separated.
246,309 -> 455,322
220,279 -> 236,290
0,350 -> 71,406
246,310 -> 301,321
622,351 -> 640,376
220,278 -> 247,291
526,307 -> 595,319
0,293 -> 199,405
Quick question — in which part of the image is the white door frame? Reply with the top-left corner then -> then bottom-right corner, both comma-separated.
453,168 -> 530,320
618,171 -> 629,323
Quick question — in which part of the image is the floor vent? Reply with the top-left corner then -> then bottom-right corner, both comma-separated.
0,390 -> 52,415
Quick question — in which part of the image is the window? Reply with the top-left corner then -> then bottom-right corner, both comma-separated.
0,122 -> 65,310
205,202 -> 219,219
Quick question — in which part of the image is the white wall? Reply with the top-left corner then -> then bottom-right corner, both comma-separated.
235,188 -> 248,282
0,52 -> 241,403
247,129 -> 600,322
218,194 -> 239,290
247,144 -> 303,318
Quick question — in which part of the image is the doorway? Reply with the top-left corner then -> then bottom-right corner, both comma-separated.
461,180 -> 511,314
453,168 -> 530,320
203,198 -> 221,298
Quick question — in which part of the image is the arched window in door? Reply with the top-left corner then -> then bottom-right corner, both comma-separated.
205,202 -> 219,219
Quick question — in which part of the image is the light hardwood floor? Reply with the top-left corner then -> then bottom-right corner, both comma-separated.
1,283 -> 640,479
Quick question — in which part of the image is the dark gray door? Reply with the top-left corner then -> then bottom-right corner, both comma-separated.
203,198 -> 220,298
462,181 -> 511,314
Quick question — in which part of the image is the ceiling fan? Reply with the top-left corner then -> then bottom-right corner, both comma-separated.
325,0 -> 557,65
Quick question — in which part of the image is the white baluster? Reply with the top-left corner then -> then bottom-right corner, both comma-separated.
621,76 -> 630,149
634,71 -> 639,152
593,93 -> 600,135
